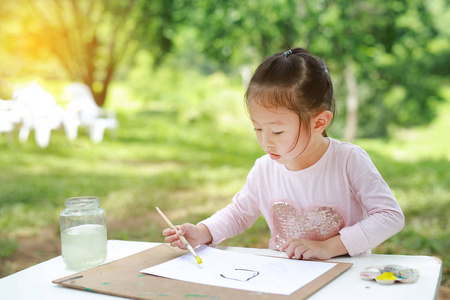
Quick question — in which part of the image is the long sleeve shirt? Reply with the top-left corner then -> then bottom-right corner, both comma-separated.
200,138 -> 404,256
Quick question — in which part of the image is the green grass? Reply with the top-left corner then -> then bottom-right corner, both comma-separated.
0,93 -> 448,286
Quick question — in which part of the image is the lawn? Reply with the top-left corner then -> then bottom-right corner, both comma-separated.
0,88 -> 448,290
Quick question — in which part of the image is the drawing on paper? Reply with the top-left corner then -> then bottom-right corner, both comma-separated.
220,269 -> 260,282
141,245 -> 338,295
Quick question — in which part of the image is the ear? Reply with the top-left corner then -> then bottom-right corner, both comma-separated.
313,110 -> 333,134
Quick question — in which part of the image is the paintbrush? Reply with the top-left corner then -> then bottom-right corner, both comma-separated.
156,207 -> 202,264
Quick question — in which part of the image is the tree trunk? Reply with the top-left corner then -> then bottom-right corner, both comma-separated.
344,61 -> 359,142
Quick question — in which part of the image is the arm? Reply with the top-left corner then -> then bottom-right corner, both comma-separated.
339,147 -> 404,256
162,160 -> 263,249
281,145 -> 404,259
199,162 -> 263,246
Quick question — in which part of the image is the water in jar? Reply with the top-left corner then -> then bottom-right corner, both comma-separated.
61,224 -> 107,270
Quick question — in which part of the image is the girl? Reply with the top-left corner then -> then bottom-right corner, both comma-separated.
163,47 -> 404,260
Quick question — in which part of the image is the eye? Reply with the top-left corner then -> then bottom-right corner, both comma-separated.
254,128 -> 262,132
273,131 -> 284,135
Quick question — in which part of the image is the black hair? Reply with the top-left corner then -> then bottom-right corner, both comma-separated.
245,47 -> 335,138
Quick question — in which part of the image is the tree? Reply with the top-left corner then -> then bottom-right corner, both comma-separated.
187,0 -> 302,66
371,0 -> 450,129
299,0 -> 395,140
5,0 -> 183,107
180,0 -> 450,138
21,0 -> 143,106
0,1 -> 18,99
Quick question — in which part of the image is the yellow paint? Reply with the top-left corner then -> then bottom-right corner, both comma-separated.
196,256 -> 202,264
376,272 -> 396,281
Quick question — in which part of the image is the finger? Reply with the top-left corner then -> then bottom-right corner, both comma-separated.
286,241 -> 310,259
162,228 -> 176,237
279,239 -> 294,252
164,233 -> 179,244
301,249 -> 315,260
176,226 -> 185,236
174,239 -> 186,249
285,243 -> 300,259
179,240 -> 187,249
293,246 -> 307,260
177,223 -> 193,236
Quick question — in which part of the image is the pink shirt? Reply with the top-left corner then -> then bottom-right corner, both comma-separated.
200,138 -> 404,256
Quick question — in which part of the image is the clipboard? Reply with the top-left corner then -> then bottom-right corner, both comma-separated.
53,244 -> 352,299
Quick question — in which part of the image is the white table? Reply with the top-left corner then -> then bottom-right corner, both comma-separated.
0,240 -> 442,300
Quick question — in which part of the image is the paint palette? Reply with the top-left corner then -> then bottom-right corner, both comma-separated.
360,264 -> 419,285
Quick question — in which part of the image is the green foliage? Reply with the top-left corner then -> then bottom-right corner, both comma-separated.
126,51 -> 249,132
180,0 -> 450,136
1,0 -> 449,136
0,0 -> 187,106
186,0 -> 301,64
301,0 -> 450,136
0,239 -> 18,259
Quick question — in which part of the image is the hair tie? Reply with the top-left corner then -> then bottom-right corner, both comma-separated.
322,59 -> 328,74
283,50 -> 292,57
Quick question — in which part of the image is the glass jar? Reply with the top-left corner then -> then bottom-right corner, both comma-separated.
60,196 -> 107,271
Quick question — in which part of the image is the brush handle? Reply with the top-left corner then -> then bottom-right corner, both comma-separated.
156,207 -> 198,257
156,207 -> 176,229
182,239 -> 198,257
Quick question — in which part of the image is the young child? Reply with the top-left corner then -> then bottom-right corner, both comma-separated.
163,47 -> 404,260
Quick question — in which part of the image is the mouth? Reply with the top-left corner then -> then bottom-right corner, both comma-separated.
268,153 -> 281,160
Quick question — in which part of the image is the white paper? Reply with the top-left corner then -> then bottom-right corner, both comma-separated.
141,245 -> 336,295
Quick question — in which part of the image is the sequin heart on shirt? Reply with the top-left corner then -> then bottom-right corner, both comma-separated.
273,202 -> 345,250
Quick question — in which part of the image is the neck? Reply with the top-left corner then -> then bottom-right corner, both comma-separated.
287,137 -> 329,171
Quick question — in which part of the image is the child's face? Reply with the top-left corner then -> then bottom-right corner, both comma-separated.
248,100 -> 313,170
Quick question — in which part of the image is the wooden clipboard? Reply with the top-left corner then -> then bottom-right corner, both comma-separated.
53,244 -> 352,299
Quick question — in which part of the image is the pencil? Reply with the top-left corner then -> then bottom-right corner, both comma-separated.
156,207 -> 202,264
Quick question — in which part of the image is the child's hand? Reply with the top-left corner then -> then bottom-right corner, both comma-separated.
162,223 -> 212,249
279,235 -> 347,260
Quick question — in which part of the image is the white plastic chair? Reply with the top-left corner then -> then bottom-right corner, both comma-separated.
12,83 -> 64,148
0,99 -> 16,135
63,83 -> 118,143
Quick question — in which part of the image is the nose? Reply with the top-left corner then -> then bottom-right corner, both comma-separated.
260,131 -> 273,151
